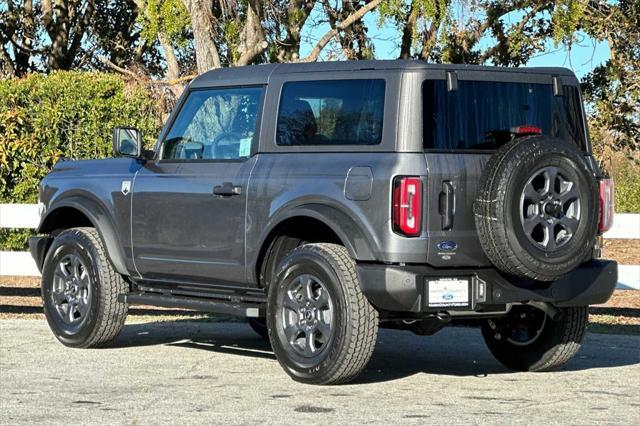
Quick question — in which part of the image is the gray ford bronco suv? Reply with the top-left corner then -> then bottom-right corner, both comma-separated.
30,60 -> 617,385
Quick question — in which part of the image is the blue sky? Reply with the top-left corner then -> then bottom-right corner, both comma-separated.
300,9 -> 610,80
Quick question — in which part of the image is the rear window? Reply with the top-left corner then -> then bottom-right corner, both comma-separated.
423,80 -> 586,150
276,79 -> 385,146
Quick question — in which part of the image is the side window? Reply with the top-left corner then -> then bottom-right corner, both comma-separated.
162,86 -> 262,160
276,79 -> 385,146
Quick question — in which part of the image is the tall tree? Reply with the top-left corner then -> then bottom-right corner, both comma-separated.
1,0 -> 39,77
41,0 -> 96,70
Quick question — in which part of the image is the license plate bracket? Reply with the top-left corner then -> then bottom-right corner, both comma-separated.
426,277 -> 471,309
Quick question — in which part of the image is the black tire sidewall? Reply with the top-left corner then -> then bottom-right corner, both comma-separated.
267,248 -> 349,383
41,230 -> 102,347
481,306 -> 587,371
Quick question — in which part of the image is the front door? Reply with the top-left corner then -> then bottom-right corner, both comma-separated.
131,86 -> 263,285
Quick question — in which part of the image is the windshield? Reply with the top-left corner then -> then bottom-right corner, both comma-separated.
423,80 -> 586,150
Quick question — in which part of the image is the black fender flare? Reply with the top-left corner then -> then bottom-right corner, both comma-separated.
259,203 -> 380,262
38,196 -> 129,275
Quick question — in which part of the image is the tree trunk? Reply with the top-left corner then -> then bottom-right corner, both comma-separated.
42,0 -> 95,70
158,32 -> 180,81
182,0 -> 221,72
235,0 -> 267,66
399,1 -> 418,59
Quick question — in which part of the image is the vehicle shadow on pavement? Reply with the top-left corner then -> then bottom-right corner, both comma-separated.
113,319 -> 276,360
110,320 -> 640,384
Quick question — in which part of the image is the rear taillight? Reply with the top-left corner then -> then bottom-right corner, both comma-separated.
393,177 -> 422,237
510,125 -> 542,135
599,178 -> 615,233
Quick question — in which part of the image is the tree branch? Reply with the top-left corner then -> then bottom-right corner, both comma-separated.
478,3 -> 545,64
97,55 -> 139,78
301,0 -> 384,62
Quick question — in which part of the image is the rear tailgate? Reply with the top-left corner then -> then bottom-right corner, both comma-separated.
424,153 -> 492,267
420,72 -> 588,268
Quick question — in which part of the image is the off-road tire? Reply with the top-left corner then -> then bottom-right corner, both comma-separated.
267,243 -> 378,385
474,136 -> 599,281
481,306 -> 588,372
41,227 -> 128,348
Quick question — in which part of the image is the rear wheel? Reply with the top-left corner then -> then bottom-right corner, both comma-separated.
41,227 -> 128,348
481,305 -> 588,372
267,243 -> 378,385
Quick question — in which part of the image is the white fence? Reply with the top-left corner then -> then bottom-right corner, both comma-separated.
1,204 -> 638,289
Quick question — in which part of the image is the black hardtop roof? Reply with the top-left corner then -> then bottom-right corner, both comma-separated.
189,59 -> 576,88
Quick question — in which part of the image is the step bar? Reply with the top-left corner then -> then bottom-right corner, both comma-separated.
118,292 -> 264,318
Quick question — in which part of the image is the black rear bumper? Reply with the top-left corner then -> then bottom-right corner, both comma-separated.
356,260 -> 617,315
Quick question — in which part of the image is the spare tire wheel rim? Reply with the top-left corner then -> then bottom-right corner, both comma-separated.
519,166 -> 581,251
279,273 -> 334,358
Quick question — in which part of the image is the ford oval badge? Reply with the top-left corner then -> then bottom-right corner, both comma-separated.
437,240 -> 457,252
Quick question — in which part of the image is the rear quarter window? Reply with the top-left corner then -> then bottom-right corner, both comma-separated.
276,79 -> 385,146
423,80 -> 587,151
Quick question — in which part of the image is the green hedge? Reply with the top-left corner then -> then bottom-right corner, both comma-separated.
0,71 -> 162,250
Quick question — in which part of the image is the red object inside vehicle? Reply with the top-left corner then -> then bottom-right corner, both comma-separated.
510,125 -> 542,135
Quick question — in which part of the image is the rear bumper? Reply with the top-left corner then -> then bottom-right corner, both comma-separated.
28,235 -> 53,273
356,260 -> 617,315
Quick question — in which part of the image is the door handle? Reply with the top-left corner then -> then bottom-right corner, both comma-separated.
213,182 -> 242,196
438,181 -> 455,230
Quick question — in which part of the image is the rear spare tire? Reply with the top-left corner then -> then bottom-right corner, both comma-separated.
474,136 -> 598,281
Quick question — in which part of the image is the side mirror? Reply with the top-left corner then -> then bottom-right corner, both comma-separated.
113,127 -> 142,158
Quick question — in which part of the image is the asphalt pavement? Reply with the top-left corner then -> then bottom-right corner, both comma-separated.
1,319 -> 638,425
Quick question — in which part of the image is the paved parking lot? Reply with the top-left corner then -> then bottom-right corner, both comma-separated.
1,319 -> 639,425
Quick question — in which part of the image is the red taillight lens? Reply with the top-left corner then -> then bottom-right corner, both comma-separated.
510,125 -> 542,135
393,177 -> 422,237
599,178 -> 615,233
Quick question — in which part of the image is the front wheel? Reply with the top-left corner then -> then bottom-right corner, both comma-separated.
41,227 -> 128,348
267,243 -> 378,385
481,305 -> 587,372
